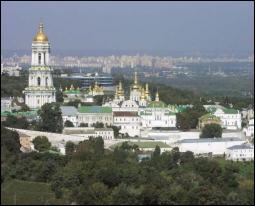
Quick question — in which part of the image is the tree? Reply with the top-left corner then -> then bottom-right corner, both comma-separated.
19,104 -> 30,112
65,141 -> 76,156
108,125 -> 120,138
32,136 -> 51,152
92,122 -> 104,128
3,115 -> 29,129
1,125 -> 21,153
56,89 -> 64,103
79,123 -> 88,127
180,151 -> 194,165
153,145 -> 161,158
176,113 -> 190,131
64,120 -> 74,127
200,123 -> 223,138
94,95 -> 104,105
37,102 -> 63,133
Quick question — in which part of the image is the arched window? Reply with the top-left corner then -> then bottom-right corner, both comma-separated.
45,77 -> 48,86
38,53 -> 41,65
37,77 -> 41,86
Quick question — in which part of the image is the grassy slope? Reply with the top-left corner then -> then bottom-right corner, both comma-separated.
1,179 -> 68,205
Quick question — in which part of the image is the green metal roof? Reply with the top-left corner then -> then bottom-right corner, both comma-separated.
1,111 -> 38,117
140,111 -> 152,116
174,105 -> 192,113
164,111 -> 176,116
199,113 -> 220,121
222,108 -> 238,114
78,106 -> 112,113
147,101 -> 166,108
206,107 -> 217,113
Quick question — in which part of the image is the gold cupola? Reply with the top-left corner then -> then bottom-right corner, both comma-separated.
141,87 -> 145,100
33,22 -> 49,43
118,81 -> 124,96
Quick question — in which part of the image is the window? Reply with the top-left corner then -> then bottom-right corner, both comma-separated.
45,77 -> 48,86
37,77 -> 41,86
38,53 -> 41,65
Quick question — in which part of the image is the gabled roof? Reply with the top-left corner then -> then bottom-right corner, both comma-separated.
176,137 -> 244,144
227,144 -> 253,150
78,106 -> 112,113
199,113 -> 221,121
60,106 -> 77,116
113,112 -> 139,117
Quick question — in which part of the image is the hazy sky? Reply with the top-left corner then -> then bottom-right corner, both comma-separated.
1,1 -> 254,55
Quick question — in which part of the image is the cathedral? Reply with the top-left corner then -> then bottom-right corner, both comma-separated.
103,72 -> 177,136
23,23 -> 56,109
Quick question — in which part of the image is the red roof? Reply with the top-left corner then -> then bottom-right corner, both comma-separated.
113,112 -> 138,117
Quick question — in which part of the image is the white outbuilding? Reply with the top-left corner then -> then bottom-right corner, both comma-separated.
226,144 -> 254,161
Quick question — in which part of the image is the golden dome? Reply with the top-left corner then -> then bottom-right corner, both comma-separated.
33,23 -> 48,42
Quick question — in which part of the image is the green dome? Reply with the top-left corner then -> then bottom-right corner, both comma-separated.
148,101 -> 166,108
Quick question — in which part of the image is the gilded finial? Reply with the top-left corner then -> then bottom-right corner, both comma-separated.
155,89 -> 159,101
39,22 -> 44,33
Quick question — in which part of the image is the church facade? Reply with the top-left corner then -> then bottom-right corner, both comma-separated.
23,23 -> 56,109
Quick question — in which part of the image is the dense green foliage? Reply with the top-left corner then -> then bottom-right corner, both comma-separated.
176,103 -> 207,131
64,120 -> 74,127
92,122 -> 104,128
65,141 -> 77,156
32,136 -> 52,152
2,115 -> 29,129
200,124 -> 223,138
1,126 -> 253,205
37,102 -> 63,133
1,76 -> 27,97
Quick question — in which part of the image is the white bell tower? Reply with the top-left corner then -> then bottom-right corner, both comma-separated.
23,22 -> 56,109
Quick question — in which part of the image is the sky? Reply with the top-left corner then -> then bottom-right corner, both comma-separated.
1,1 -> 254,56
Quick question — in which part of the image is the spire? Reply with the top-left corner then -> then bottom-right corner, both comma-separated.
132,71 -> 139,90
141,88 -> 145,100
145,83 -> 150,96
119,81 -> 123,90
134,71 -> 138,85
145,83 -> 149,92
155,89 -> 159,101
39,22 -> 44,33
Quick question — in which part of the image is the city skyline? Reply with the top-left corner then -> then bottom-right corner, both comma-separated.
1,1 -> 254,56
